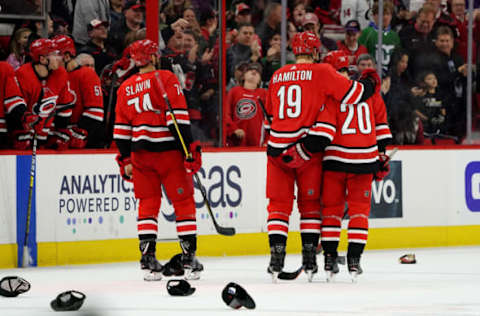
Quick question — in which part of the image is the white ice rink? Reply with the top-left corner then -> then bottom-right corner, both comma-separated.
1,246 -> 480,316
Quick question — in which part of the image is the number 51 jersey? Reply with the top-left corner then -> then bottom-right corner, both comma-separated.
265,62 -> 366,156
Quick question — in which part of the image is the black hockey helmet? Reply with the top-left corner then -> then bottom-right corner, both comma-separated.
221,282 -> 255,309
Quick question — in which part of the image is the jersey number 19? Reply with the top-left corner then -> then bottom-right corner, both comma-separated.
277,85 -> 302,119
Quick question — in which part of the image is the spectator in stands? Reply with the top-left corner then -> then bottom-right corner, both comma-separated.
302,12 -> 337,59
25,15 -> 54,48
7,28 -> 31,70
351,53 -> 375,79
183,7 -> 201,37
425,0 -> 459,37
51,0 -> 75,27
72,0 -> 110,46
224,62 -> 266,147
358,1 -> 401,72
109,0 -> 145,56
233,2 -> 252,28
388,101 -> 424,145
198,8 -> 217,49
340,0 -> 370,29
51,16 -> 70,36
413,71 -> 448,135
399,3 -> 436,68
76,53 -> 96,69
256,2 -> 282,54
124,27 -> 147,49
78,19 -> 116,75
291,1 -> 306,30
261,32 -> 282,83
226,23 -> 261,81
110,0 -> 125,25
336,20 -> 368,69
227,60 -> 248,92
162,0 -> 193,25
449,0 -> 478,62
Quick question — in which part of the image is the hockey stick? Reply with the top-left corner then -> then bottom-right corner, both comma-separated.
103,67 -> 118,148
153,72 -> 235,236
22,130 -> 37,268
256,96 -> 271,125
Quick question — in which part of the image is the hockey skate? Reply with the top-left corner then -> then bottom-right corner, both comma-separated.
324,253 -> 340,282
181,252 -> 204,280
267,244 -> 286,283
140,253 -> 164,281
139,240 -> 163,281
347,256 -> 363,283
302,243 -> 318,282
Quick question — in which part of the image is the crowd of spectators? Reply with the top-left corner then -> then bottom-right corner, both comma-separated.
1,0 -> 479,149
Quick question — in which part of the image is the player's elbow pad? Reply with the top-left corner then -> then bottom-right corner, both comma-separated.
358,79 -> 375,102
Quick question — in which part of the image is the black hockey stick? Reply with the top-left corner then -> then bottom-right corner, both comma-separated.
154,72 -> 235,236
256,96 -> 272,125
103,66 -> 118,148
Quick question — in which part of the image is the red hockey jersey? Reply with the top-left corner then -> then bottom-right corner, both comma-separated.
114,70 -> 192,155
319,92 -> 392,173
0,62 -> 26,135
68,66 -> 104,123
15,63 -> 75,139
265,62 -> 365,155
224,86 -> 267,147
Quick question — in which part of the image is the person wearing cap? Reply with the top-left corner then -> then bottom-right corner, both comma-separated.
226,61 -> 249,92
302,12 -> 337,59
358,1 -> 401,72
224,62 -> 266,147
336,20 -> 368,69
108,0 -> 145,56
72,0 -> 110,46
78,19 -> 116,75
234,2 -> 252,28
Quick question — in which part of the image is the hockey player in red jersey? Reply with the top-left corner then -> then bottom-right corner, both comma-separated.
113,39 -> 203,281
224,62 -> 267,147
53,35 -> 104,148
320,50 -> 392,282
0,62 -> 26,149
264,32 -> 380,282
14,38 -> 75,149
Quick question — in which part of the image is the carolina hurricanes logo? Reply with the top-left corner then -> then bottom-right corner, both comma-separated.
33,96 -> 57,117
236,98 -> 257,120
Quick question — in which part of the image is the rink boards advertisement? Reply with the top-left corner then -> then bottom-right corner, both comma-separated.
1,147 -> 480,267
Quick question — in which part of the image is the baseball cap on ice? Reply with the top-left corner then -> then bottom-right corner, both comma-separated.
221,282 -> 255,309
167,279 -> 195,296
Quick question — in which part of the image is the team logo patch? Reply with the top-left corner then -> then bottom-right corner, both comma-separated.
236,98 -> 257,120
307,189 -> 314,196
177,187 -> 184,195
364,190 -> 370,198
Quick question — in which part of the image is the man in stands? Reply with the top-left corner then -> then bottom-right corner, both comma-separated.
0,61 -> 26,149
264,31 -> 380,282
321,50 -> 392,282
108,0 -> 145,56
53,35 -> 105,148
14,38 -> 75,149
113,39 -> 203,281
336,20 -> 368,69
79,19 -> 116,75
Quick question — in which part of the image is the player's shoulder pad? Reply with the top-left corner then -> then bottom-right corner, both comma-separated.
0,61 -> 15,75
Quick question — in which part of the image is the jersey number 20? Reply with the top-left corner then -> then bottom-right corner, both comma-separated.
341,102 -> 372,135
277,85 -> 301,119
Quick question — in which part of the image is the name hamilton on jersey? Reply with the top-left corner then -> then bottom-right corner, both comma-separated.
125,79 -> 151,96
271,70 -> 312,84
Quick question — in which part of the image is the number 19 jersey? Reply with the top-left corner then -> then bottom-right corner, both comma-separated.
265,62 -> 365,156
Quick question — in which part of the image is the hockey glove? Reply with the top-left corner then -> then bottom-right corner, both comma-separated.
374,153 -> 390,181
68,126 -> 88,148
184,141 -> 202,174
360,68 -> 381,94
46,128 -> 70,150
280,142 -> 311,169
115,154 -> 133,182
12,130 -> 33,150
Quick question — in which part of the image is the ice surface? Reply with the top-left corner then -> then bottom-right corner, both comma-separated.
1,247 -> 480,315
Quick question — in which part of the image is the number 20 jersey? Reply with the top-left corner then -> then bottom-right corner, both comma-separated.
265,62 -> 366,155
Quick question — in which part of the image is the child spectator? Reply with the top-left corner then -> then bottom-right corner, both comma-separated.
414,71 -> 448,134
358,1 -> 401,72
224,62 -> 266,147
7,28 -> 31,70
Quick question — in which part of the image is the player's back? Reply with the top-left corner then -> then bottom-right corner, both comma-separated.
267,63 -> 333,151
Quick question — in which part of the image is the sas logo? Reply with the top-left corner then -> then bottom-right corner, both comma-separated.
465,162 -> 480,212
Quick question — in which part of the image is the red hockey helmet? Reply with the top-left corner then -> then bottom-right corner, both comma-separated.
323,50 -> 349,71
291,31 -> 321,56
29,38 -> 58,62
53,35 -> 76,57
129,39 -> 160,67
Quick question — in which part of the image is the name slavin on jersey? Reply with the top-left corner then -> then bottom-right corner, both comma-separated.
125,79 -> 151,96
271,70 -> 312,84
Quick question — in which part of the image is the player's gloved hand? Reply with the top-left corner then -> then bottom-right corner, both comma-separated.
12,130 -> 33,150
280,142 -> 311,168
115,154 -> 133,182
46,128 -> 70,150
360,68 -> 381,94
184,141 -> 202,174
374,153 -> 390,181
68,126 -> 88,148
